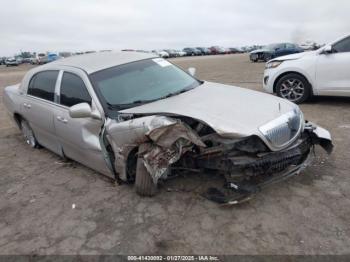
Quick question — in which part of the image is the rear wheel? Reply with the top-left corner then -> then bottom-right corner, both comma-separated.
20,119 -> 39,148
135,146 -> 157,196
276,73 -> 311,104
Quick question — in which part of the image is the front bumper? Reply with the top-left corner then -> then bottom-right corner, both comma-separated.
201,123 -> 333,204
263,67 -> 280,93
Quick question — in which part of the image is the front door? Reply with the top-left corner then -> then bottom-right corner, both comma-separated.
316,36 -> 350,95
53,70 -> 111,177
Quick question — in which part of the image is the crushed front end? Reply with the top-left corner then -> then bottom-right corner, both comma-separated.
187,122 -> 333,204
106,110 -> 333,205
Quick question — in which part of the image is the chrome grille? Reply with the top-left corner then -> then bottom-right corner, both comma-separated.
259,109 -> 302,148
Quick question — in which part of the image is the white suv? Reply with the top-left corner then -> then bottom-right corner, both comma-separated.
263,34 -> 350,103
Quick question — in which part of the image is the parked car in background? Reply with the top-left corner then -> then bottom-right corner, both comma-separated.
196,47 -> 211,55
29,57 -> 37,64
164,49 -> 178,58
183,48 -> 201,56
264,34 -> 350,104
5,57 -> 19,66
47,53 -> 60,63
31,53 -> 46,64
34,53 -> 60,64
229,47 -> 243,54
152,50 -> 169,58
0,57 -> 6,65
3,52 -> 332,204
299,41 -> 319,51
15,57 -> 23,64
59,52 -> 73,58
209,46 -> 226,55
175,50 -> 187,57
22,57 -> 32,63
250,43 -> 303,62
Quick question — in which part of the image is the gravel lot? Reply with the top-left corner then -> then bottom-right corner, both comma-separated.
0,54 -> 349,255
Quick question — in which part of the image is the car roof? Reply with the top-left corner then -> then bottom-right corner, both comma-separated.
43,51 -> 157,74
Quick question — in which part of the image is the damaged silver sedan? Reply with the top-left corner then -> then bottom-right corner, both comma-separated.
3,52 -> 333,204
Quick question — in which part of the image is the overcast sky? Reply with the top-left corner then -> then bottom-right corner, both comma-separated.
1,0 -> 349,56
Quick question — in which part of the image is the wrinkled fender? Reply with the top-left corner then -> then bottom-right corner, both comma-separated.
104,115 -> 205,182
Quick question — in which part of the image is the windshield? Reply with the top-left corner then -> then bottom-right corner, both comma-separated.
90,58 -> 200,109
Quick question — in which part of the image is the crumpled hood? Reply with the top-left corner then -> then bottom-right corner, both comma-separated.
120,82 -> 298,139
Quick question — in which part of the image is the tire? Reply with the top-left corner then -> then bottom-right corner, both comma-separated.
20,119 -> 40,148
276,73 -> 311,104
135,147 -> 157,197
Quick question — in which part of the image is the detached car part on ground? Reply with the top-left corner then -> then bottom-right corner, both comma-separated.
3,52 -> 333,204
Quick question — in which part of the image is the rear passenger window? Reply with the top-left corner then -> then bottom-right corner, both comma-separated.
60,72 -> 92,107
28,71 -> 59,102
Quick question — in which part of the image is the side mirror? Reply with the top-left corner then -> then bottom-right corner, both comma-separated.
69,103 -> 93,118
188,67 -> 196,76
322,45 -> 333,54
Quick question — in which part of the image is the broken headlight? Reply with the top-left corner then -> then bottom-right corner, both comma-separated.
259,108 -> 303,149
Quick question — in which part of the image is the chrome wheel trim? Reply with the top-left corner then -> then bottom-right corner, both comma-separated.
279,78 -> 305,102
21,121 -> 36,147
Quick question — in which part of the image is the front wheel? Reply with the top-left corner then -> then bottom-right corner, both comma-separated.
276,73 -> 311,104
20,119 -> 40,148
135,146 -> 157,197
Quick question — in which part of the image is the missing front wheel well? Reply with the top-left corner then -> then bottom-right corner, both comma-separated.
126,147 -> 139,183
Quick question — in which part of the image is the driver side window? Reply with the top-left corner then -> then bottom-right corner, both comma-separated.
333,37 -> 350,53
59,72 -> 92,107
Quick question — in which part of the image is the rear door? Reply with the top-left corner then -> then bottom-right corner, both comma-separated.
22,70 -> 61,154
53,69 -> 111,176
316,36 -> 350,95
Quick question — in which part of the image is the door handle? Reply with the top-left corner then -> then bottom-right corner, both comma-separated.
56,116 -> 68,124
23,103 -> 31,109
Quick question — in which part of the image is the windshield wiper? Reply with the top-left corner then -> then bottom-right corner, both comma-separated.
159,87 -> 194,100
107,86 -> 197,110
107,99 -> 156,110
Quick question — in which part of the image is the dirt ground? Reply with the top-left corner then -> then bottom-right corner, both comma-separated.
0,54 -> 349,255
